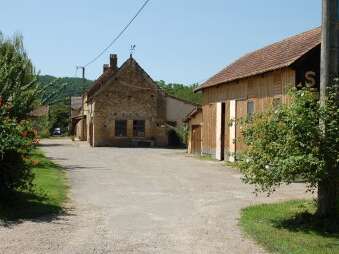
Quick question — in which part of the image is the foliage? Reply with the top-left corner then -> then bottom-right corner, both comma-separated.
0,112 -> 37,198
0,32 -> 39,199
0,149 -> 67,221
239,88 -> 339,195
157,80 -> 202,104
37,75 -> 92,135
38,75 -> 92,105
0,32 -> 40,120
48,99 -> 70,134
240,200 -> 339,254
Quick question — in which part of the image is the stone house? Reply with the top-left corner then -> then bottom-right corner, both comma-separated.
72,54 -> 196,147
187,27 -> 321,161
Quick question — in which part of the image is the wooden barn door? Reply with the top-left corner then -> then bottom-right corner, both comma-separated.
191,125 -> 202,154
235,99 -> 249,155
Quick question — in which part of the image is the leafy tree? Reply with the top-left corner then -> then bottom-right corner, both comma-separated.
157,80 -> 202,104
48,99 -> 70,134
239,88 -> 338,218
0,32 -> 40,120
0,32 -> 38,198
38,75 -> 92,105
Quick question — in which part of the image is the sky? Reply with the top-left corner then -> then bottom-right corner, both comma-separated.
0,0 -> 321,84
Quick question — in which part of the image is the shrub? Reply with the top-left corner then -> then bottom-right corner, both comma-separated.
0,114 -> 35,199
239,87 -> 338,216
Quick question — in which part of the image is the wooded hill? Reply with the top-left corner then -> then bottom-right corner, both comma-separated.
38,75 -> 202,105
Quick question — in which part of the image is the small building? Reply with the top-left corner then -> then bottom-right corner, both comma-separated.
190,27 -> 321,161
72,54 -> 196,147
184,107 -> 202,154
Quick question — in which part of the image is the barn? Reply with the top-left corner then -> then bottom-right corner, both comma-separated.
187,27 -> 321,161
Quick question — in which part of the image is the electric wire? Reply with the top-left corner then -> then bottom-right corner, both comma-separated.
83,0 -> 151,68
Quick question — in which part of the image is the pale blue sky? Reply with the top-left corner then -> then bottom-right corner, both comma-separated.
0,0 -> 321,84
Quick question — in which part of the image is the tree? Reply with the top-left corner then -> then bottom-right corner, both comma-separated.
239,88 -> 338,217
0,32 -> 40,120
0,32 -> 38,198
157,80 -> 202,104
319,0 -> 339,218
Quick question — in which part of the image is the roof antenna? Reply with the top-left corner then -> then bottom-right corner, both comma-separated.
130,45 -> 136,58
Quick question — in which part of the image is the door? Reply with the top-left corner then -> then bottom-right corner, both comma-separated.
89,121 -> 93,146
235,99 -> 248,155
191,125 -> 202,154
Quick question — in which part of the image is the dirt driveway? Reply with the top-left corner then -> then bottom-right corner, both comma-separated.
0,138 -> 312,254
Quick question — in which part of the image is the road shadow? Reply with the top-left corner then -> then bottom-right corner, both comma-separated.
0,191 -> 74,227
38,143 -> 66,147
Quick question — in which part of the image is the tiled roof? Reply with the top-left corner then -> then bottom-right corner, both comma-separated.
183,106 -> 202,122
196,27 -> 321,91
86,68 -> 114,98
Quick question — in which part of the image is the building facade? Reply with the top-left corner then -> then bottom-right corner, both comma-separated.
188,28 -> 321,161
73,54 -> 196,147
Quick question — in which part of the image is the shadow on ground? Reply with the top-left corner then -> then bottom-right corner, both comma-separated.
273,210 -> 339,236
0,191 -> 70,226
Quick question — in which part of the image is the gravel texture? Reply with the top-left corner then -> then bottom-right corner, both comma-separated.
0,138 -> 313,254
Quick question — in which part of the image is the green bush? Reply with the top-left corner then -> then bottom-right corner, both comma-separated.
0,116 -> 35,199
239,87 -> 338,216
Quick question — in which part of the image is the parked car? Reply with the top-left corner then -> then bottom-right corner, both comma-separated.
53,128 -> 61,136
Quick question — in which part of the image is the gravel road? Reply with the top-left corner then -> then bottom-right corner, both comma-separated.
0,138 -> 312,254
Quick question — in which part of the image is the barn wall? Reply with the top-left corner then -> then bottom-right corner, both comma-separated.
201,68 -> 296,158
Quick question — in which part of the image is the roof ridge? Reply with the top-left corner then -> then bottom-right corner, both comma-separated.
196,27 -> 321,91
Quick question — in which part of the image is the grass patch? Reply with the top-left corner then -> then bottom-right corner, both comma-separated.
197,154 -> 216,161
0,149 -> 68,221
224,160 -> 240,169
240,200 -> 339,254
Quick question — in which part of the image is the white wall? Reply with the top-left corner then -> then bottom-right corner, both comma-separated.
166,96 -> 195,124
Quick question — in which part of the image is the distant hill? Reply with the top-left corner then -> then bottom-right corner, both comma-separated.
38,75 -> 201,106
38,75 -> 93,104
157,80 -> 202,105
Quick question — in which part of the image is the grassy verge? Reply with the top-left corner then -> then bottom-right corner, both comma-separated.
0,149 -> 68,221
240,200 -> 339,254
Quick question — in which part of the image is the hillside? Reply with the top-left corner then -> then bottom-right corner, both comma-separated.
157,80 -> 202,105
38,75 -> 93,104
38,75 -> 201,105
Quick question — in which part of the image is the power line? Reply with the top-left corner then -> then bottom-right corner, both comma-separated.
83,0 -> 151,68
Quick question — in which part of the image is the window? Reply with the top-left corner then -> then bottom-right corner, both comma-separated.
115,120 -> 127,137
247,100 -> 254,118
133,120 -> 145,137
273,97 -> 281,109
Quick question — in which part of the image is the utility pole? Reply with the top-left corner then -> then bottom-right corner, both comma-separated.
318,0 -> 339,217
76,66 -> 86,80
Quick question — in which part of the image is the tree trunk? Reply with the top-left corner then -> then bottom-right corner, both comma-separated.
317,164 -> 338,218
318,0 -> 339,219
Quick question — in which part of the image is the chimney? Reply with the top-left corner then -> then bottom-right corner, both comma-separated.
110,54 -> 118,71
103,64 -> 109,73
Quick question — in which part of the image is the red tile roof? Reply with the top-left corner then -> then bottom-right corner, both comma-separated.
196,27 -> 321,91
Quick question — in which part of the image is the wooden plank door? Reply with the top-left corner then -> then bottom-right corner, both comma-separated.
235,99 -> 248,155
191,125 -> 202,154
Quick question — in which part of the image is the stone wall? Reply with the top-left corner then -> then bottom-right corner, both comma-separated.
91,58 -> 168,147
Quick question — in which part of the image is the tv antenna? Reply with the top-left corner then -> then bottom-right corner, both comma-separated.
130,44 -> 136,57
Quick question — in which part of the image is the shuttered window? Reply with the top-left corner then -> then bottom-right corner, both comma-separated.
115,120 -> 127,137
133,120 -> 145,137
